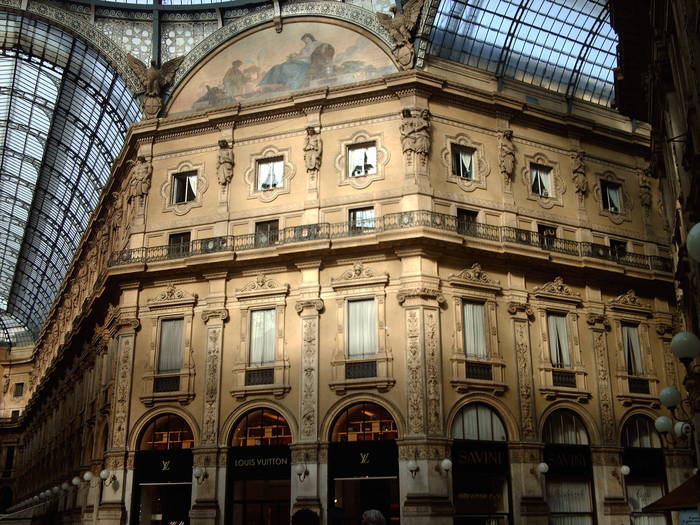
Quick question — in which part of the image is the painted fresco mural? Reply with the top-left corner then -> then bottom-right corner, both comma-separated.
168,22 -> 397,114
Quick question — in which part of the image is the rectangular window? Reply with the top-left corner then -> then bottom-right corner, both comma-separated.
349,207 -> 375,234
254,220 -> 279,247
610,239 -> 627,259
257,157 -> 284,190
623,323 -> 644,375
547,480 -> 593,524
463,302 -> 487,358
10,410 -> 18,421
538,224 -> 557,249
3,446 -> 14,477
601,181 -> 622,212
348,143 -> 377,176
347,299 -> 377,359
530,164 -> 552,197
250,309 -> 276,366
158,318 -> 184,373
172,171 -> 197,203
168,232 -> 191,257
547,313 -> 571,368
12,383 -> 23,398
451,144 -> 474,179
457,208 -> 478,234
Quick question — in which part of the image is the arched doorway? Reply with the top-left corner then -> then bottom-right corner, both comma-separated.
132,414 -> 194,525
226,407 -> 292,525
328,402 -> 399,524
451,403 -> 511,524
542,410 -> 594,525
621,415 -> 668,524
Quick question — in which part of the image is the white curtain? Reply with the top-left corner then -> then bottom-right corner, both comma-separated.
453,147 -> 473,178
186,173 -> 197,198
623,324 -> 644,375
348,146 -> 377,176
548,314 -> 571,368
451,404 -> 507,441
259,159 -> 283,189
250,309 -> 276,365
606,184 -> 621,212
350,208 -> 375,229
463,302 -> 487,358
347,299 -> 377,359
158,318 -> 184,373
545,411 -> 589,445
531,166 -> 552,196
627,483 -> 666,525
547,480 -> 593,525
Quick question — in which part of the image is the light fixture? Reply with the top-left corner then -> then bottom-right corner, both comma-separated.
531,462 -> 549,476
82,471 -> 94,482
32,496 -> 38,502
674,420 -> 693,438
100,469 -> 118,488
193,466 -> 209,485
51,486 -> 59,494
71,477 -> 81,486
440,458 -> 452,474
612,465 -> 630,485
659,386 -> 682,409
671,332 -> 700,364
61,482 -> 69,491
654,415 -> 673,434
294,463 -> 308,483
407,459 -> 419,479
686,222 -> 700,262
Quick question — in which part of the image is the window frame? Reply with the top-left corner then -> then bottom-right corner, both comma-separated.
336,131 -> 388,189
168,231 -> 191,258
442,132 -> 490,192
12,382 -> 23,398
162,161 -> 207,216
248,307 -> 277,367
530,163 -> 553,197
601,180 -> 623,213
595,171 -> 631,224
521,151 -> 564,208
256,156 -> 285,191
171,171 -> 198,204
345,297 -> 379,360
244,145 -> 295,202
346,142 -> 378,178
348,207 -> 376,235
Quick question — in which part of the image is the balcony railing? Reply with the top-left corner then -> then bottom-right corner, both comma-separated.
245,368 -> 275,386
466,362 -> 493,381
628,377 -> 650,395
552,369 -> 577,388
345,360 -> 377,379
108,211 -> 672,272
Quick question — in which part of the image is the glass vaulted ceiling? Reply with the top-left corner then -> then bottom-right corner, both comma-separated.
0,13 -> 140,341
428,0 -> 618,106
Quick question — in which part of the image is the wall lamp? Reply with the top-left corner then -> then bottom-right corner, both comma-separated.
439,458 -> 452,474
294,463 -> 309,483
72,476 -> 81,486
530,462 -> 549,477
82,471 -> 94,482
100,469 -> 119,489
193,466 -> 209,485
612,465 -> 630,486
407,459 -> 420,479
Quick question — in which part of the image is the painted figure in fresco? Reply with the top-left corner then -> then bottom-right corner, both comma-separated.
259,33 -> 335,91
223,60 -> 246,98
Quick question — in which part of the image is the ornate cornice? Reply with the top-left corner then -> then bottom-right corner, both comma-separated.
607,289 -> 650,314
147,283 -> 197,307
331,262 -> 389,290
295,299 -> 324,315
655,323 -> 674,336
396,287 -> 445,305
236,273 -> 289,300
447,263 -> 501,290
532,276 -> 581,300
201,309 -> 229,323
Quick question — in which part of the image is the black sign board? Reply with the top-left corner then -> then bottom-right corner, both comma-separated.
134,449 -> 193,483
623,448 -> 665,480
329,440 -> 398,479
452,440 -> 509,475
543,445 -> 592,477
228,445 -> 291,480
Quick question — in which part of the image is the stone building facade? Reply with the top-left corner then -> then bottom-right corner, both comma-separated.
6,7 -> 694,525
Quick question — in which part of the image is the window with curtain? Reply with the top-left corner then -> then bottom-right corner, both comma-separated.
627,483 -> 666,525
158,318 -> 184,373
451,144 -> 474,179
547,313 -> 571,368
602,181 -> 622,212
547,480 -> 593,525
172,171 -> 197,203
349,207 -> 375,233
257,157 -> 284,190
530,164 -> 552,197
249,309 -> 276,366
451,403 -> 507,441
347,143 -> 377,176
543,410 -> 589,445
347,299 -> 377,359
622,323 -> 644,376
622,415 -> 662,448
463,301 -> 487,358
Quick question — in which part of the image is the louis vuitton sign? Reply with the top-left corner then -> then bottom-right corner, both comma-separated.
228,445 -> 291,480
134,449 -> 193,483
329,441 -> 398,479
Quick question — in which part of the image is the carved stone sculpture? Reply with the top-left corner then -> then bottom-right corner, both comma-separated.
571,150 -> 587,198
128,155 -> 152,203
498,130 -> 515,184
303,127 -> 322,175
376,0 -> 423,70
639,167 -> 652,213
400,108 -> 431,160
217,140 -> 234,186
127,55 -> 185,119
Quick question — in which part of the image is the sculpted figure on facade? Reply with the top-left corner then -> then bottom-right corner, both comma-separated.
217,140 -> 234,185
639,167 -> 652,213
498,130 -> 516,185
571,150 -> 587,199
303,127 -> 322,183
128,155 -> 153,204
376,0 -> 423,69
127,55 -> 185,119
400,108 -> 431,161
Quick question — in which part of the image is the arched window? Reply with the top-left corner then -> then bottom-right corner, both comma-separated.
543,409 -> 589,445
451,403 -> 507,441
139,414 -> 194,451
230,408 -> 292,447
622,415 -> 662,448
330,402 -> 397,442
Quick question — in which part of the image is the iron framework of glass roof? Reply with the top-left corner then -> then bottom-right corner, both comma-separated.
0,13 -> 140,341
426,0 -> 618,106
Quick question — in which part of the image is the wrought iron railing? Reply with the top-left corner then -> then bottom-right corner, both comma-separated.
466,362 -> 493,381
628,377 -> 650,395
245,368 -> 275,386
345,360 -> 377,380
153,376 -> 180,393
552,369 -> 577,388
107,211 -> 672,272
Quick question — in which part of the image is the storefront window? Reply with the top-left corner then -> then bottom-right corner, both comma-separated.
329,402 -> 399,524
451,403 -> 510,525
543,410 -> 594,525
133,414 -> 194,525
227,408 -> 291,525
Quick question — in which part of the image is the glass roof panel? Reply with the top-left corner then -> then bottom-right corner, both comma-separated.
0,13 -> 140,338
428,0 -> 618,106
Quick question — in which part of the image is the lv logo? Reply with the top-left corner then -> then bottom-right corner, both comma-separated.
161,460 -> 171,471
360,452 -> 370,464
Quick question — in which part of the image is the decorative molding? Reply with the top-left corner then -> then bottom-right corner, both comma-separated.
406,309 -> 425,435
586,313 -> 610,329
243,145 -> 295,203
147,283 -> 198,308
161,160 -> 208,216
295,299 -> 324,315
508,301 -> 535,320
236,273 -> 290,300
335,130 -> 390,190
300,316 -> 319,441
521,151 -> 565,209
424,309 -> 442,434
514,320 -> 535,440
202,326 -> 222,445
593,170 -> 633,225
111,334 -> 134,449
592,328 -> 615,443
331,263 -> 389,290
532,277 -> 581,302
447,263 -> 501,291
441,132 -> 490,192
397,287 -> 445,305
201,309 -> 229,323
607,290 -> 650,313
